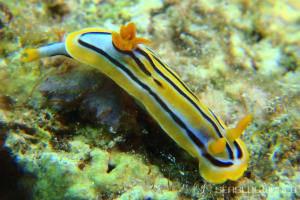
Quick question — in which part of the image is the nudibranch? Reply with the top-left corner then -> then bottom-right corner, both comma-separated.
22,22 -> 251,184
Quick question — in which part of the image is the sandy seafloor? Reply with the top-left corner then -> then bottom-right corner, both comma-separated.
0,0 -> 299,199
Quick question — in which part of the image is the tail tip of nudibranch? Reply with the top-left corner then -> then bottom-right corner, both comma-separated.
112,22 -> 152,51
199,157 -> 249,184
21,48 -> 39,62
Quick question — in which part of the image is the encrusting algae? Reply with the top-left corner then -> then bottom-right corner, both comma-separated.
0,0 -> 299,199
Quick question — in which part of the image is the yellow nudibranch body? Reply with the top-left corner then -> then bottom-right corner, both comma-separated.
22,22 -> 251,184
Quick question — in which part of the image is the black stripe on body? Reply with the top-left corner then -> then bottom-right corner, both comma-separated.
135,48 -> 234,160
111,43 -> 163,88
77,39 -> 233,167
202,152 -> 232,167
234,141 -> 243,159
128,51 -> 152,76
81,32 -> 111,37
149,50 -> 199,101
50,53 -> 71,58
208,108 -> 225,130
153,78 -> 163,87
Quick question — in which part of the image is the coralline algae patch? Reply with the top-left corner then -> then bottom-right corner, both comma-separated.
2,105 -> 179,200
5,136 -> 178,200
0,0 -> 299,199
